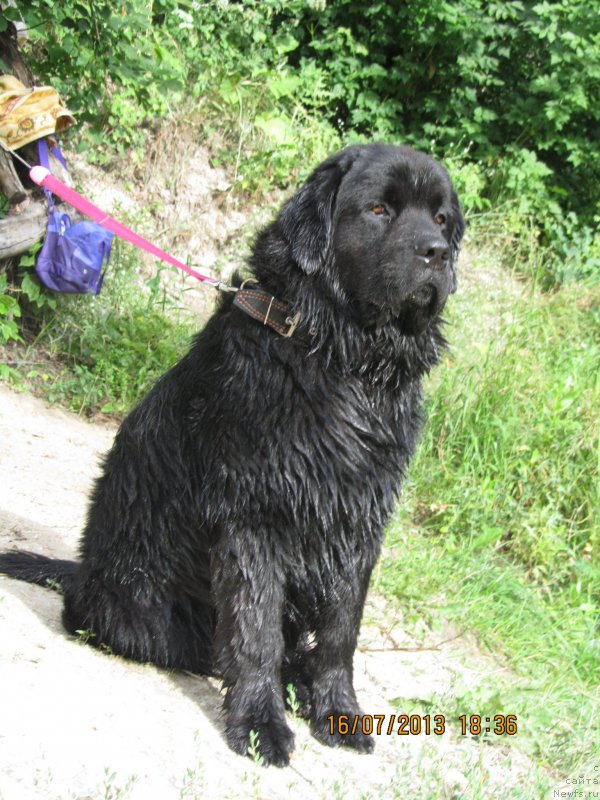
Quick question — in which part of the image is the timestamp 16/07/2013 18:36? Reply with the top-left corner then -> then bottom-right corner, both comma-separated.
326,713 -> 518,737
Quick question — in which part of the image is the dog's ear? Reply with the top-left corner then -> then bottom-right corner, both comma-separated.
277,148 -> 359,274
449,191 -> 465,292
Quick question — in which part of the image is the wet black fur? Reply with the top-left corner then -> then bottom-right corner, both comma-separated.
0,144 -> 464,766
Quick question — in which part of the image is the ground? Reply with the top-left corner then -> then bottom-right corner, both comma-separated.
0,383 -> 550,800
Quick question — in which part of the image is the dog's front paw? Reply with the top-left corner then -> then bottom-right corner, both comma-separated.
312,711 -> 375,754
226,714 -> 295,767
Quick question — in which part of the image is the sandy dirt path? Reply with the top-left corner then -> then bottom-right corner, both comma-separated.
0,384 -> 540,799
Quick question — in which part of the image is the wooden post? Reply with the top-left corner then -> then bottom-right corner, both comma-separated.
0,200 -> 48,259
0,16 -> 34,85
0,148 -> 26,204
0,24 -> 47,262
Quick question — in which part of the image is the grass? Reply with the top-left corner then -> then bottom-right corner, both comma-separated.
375,238 -> 600,777
377,522 -> 598,772
408,268 -> 598,592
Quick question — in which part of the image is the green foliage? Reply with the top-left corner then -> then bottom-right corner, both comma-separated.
176,0 -> 342,191
0,2 -> 21,35
247,730 -> 264,767
0,273 -> 21,343
0,250 -> 56,349
409,280 -> 599,594
293,1 -> 600,217
37,304 -> 190,416
21,1 -> 185,154
285,683 -> 301,717
13,0 -> 598,284
17,248 -> 58,312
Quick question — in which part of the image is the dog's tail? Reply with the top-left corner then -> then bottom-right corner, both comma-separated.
0,550 -> 78,593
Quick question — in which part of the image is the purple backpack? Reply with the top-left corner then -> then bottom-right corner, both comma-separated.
35,139 -> 114,294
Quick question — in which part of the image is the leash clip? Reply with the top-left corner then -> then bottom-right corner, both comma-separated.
214,281 -> 238,294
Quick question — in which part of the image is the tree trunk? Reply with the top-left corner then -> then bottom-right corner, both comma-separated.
0,25 -> 48,264
0,200 -> 48,259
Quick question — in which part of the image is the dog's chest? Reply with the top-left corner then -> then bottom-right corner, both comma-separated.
192,336 -> 421,539
266,367 -> 410,526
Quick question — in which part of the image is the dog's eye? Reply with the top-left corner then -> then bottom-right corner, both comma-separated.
434,213 -> 446,225
371,204 -> 388,216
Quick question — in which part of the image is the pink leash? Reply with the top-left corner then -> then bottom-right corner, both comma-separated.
28,165 -> 235,293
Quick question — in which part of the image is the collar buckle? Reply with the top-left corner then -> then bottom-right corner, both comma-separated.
282,312 -> 301,337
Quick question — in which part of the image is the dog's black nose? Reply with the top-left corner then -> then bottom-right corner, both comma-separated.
414,237 -> 450,268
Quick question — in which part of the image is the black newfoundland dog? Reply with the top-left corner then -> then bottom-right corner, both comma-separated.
0,143 -> 463,766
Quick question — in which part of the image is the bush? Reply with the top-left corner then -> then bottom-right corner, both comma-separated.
291,1 -> 600,221
14,0 -> 599,285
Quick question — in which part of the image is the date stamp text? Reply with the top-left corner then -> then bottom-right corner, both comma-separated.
327,713 -> 518,737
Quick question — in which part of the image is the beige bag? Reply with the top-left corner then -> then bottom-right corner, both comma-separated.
0,74 -> 75,150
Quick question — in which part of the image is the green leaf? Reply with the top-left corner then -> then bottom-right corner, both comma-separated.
255,115 -> 294,146
267,74 -> 301,100
20,272 -> 41,304
273,32 -> 299,55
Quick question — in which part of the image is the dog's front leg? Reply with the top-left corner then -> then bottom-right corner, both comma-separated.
211,535 -> 294,767
308,560 -> 375,754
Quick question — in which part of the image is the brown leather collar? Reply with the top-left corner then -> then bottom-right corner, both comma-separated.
232,283 -> 303,339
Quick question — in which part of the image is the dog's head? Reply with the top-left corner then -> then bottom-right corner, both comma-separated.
277,143 -> 465,336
